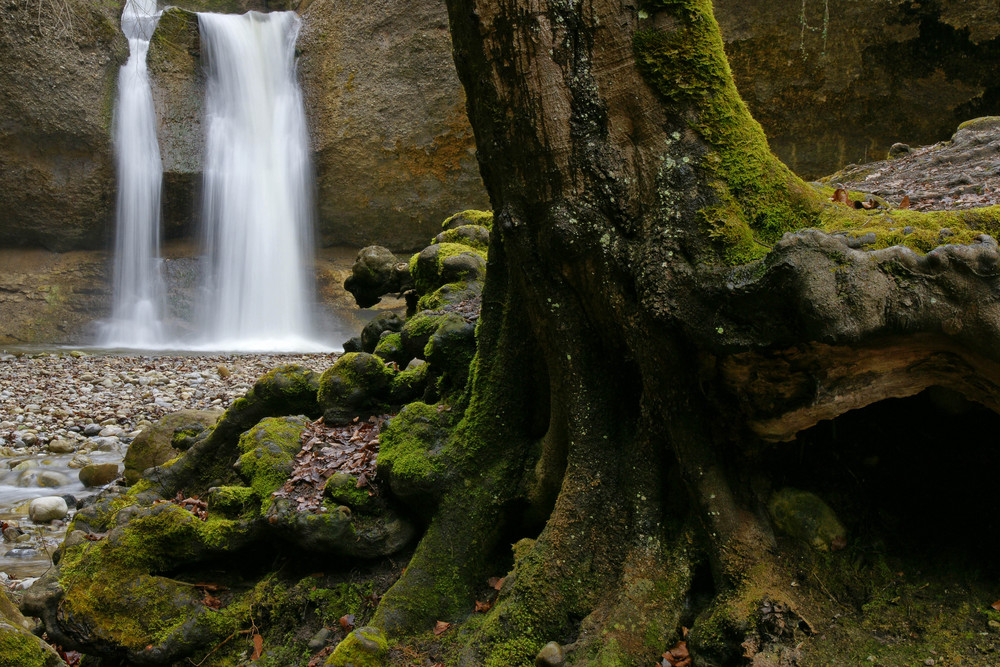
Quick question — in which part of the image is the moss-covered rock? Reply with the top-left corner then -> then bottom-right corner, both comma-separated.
318,353 -> 395,425
205,485 -> 259,518
433,224 -> 491,252
377,402 -> 458,506
361,311 -> 404,353
145,365 -> 320,498
373,331 -> 410,367
425,316 -> 477,393
768,487 -> 847,551
389,361 -> 432,405
123,410 -> 223,485
0,586 -> 62,667
416,279 -> 483,312
442,209 -> 494,231
234,416 -> 309,509
343,246 -> 413,308
410,242 -> 487,295
325,626 -> 388,666
400,311 -> 466,361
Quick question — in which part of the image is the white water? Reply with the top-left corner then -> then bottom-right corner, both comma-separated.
99,0 -> 168,348
196,11 -> 321,352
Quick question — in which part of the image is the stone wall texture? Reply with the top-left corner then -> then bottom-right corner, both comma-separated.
715,0 -> 1000,178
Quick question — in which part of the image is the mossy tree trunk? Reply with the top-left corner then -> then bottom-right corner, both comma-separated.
364,1 -> 1000,664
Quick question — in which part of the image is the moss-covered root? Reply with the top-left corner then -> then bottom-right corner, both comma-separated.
370,488 -> 506,637
145,365 -> 320,497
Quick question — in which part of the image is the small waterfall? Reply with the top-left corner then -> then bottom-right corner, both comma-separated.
197,11 -> 320,351
100,0 -> 168,348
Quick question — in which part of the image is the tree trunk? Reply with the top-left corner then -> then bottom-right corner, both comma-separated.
363,0 -> 1000,664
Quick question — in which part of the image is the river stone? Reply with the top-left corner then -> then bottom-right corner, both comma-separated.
83,423 -> 102,437
28,497 -> 69,523
47,439 -> 76,454
79,463 -> 120,488
36,471 -> 69,488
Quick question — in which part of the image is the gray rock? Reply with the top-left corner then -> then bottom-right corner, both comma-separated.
28,497 -> 69,523
82,423 -> 102,436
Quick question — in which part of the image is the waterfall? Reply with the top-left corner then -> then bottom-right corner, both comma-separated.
196,11 -> 320,351
99,0 -> 167,348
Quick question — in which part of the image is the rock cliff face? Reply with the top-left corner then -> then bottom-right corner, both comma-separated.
0,0 -> 127,251
296,0 -> 490,250
715,0 -> 1000,179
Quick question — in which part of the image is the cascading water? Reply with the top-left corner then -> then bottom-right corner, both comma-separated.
196,11 -> 320,351
99,0 -> 168,348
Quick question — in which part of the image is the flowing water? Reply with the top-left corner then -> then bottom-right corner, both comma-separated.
99,0 -> 168,348
196,11 -> 322,352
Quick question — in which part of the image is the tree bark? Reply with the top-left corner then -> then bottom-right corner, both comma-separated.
361,0 -> 1000,664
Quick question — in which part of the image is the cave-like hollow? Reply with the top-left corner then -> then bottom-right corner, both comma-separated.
757,385 -> 1000,587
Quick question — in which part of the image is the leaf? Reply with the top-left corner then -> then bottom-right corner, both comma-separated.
433,620 -> 451,636
475,600 -> 492,613
832,188 -> 850,205
251,633 -> 263,661
339,614 -> 355,631
991,600 -> 1000,611
488,576 -> 505,590
900,195 -> 911,209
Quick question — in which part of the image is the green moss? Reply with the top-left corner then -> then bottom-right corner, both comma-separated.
323,472 -> 372,510
206,485 -> 260,518
317,353 -> 395,424
442,209 -> 494,231
434,227 -> 490,252
768,488 -> 846,551
389,362 -> 431,405
634,0 -> 823,264
957,116 -> 1000,131
377,402 -> 457,497
409,243 -> 487,295
326,627 -> 388,666
0,628 -> 61,667
373,332 -> 407,365
235,417 -> 308,508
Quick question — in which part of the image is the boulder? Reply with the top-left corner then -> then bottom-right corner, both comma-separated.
28,497 -> 68,523
317,353 -> 395,425
0,0 -> 126,251
360,312 -> 404,353
79,463 -> 121,488
123,409 -> 222,485
343,246 -> 412,308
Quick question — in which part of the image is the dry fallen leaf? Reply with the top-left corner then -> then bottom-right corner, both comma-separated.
900,195 -> 911,209
475,600 -> 492,613
339,614 -> 356,631
487,576 -> 505,591
991,600 -> 1000,611
832,188 -> 850,205
251,633 -> 263,661
433,620 -> 451,636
